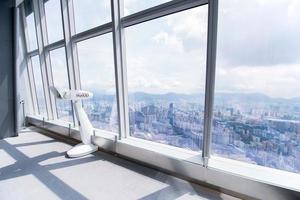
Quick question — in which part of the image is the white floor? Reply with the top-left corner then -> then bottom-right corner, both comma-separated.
0,128 -> 239,200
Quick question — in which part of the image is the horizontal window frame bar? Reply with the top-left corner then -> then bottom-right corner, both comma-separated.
27,49 -> 39,57
72,22 -> 113,44
44,39 -> 65,52
122,0 -> 208,28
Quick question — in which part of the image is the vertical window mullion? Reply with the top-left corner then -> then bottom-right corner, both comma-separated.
202,0 -> 219,166
32,0 -> 54,120
111,0 -> 130,139
61,0 -> 76,90
61,0 -> 81,127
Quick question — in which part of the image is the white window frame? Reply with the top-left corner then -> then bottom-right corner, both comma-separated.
16,0 -> 252,178
17,0 -> 300,199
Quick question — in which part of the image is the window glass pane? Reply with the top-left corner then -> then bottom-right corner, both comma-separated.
125,6 -> 208,151
73,0 -> 111,33
44,0 -> 64,44
24,0 -> 38,51
31,56 -> 47,116
76,34 -> 118,132
123,0 -> 171,16
50,47 -> 73,122
213,0 -> 300,173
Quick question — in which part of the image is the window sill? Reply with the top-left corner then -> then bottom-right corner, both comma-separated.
209,156 -> 300,193
117,136 -> 300,193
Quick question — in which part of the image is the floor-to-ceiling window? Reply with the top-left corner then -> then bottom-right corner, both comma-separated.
21,0 -> 300,176
24,0 -> 38,51
44,0 -> 73,123
213,0 -> 300,173
72,0 -> 111,33
125,5 -> 208,151
76,34 -> 118,133
31,55 -> 47,117
44,0 -> 64,43
49,47 -> 73,122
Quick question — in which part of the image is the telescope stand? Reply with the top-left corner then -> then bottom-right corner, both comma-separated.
67,100 -> 98,158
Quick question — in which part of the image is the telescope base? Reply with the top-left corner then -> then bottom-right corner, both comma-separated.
67,143 -> 98,158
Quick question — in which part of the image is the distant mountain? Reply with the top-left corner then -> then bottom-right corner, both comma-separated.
291,97 -> 300,102
215,92 -> 300,104
214,93 -> 271,104
92,93 -> 116,101
91,91 -> 300,105
129,92 -> 204,103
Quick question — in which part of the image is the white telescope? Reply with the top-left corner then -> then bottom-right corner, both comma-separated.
50,86 -> 98,158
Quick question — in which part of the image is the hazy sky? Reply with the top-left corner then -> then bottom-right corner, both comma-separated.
44,0 -> 64,43
216,0 -> 300,98
29,0 -> 300,98
26,13 -> 37,51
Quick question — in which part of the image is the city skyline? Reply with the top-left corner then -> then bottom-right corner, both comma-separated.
77,91 -> 300,173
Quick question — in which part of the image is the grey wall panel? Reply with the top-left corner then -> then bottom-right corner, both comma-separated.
0,0 -> 15,139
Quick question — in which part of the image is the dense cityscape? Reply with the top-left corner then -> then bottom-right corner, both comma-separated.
57,92 -> 300,174
213,93 -> 300,173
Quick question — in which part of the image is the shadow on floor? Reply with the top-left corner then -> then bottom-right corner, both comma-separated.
0,139 -> 92,200
0,133 -> 229,200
